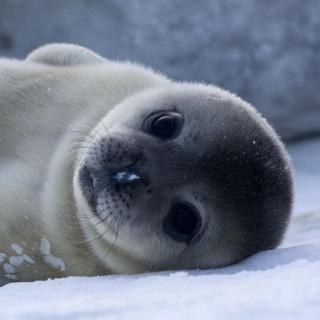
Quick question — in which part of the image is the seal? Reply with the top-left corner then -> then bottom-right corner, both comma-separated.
0,43 -> 293,285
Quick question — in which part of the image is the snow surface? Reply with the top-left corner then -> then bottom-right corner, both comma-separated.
0,139 -> 319,320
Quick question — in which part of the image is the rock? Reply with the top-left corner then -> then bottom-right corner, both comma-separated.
0,0 -> 319,141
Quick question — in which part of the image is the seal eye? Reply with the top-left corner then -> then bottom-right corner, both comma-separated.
163,202 -> 202,243
151,115 -> 175,138
143,111 -> 183,140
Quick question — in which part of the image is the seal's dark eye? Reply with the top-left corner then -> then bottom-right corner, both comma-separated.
151,115 -> 175,138
144,111 -> 183,140
163,202 -> 202,243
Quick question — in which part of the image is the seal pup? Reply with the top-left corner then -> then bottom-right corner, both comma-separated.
0,44 -> 293,285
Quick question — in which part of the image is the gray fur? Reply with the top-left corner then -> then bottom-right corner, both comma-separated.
0,44 -> 293,285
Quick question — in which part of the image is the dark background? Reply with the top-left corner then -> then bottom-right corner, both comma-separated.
0,0 -> 319,142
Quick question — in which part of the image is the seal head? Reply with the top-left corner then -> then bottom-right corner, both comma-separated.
73,84 -> 293,273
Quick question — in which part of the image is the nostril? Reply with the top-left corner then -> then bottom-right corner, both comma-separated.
163,202 -> 202,243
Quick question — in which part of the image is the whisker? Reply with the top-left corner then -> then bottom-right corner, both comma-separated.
99,216 -> 122,259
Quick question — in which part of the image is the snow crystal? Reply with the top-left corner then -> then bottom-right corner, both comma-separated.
40,238 -> 50,256
0,253 -> 6,264
3,263 -> 15,274
40,239 -> 65,272
21,254 -> 35,264
8,254 -> 34,267
11,244 -> 23,255
8,256 -> 24,267
43,255 -> 66,273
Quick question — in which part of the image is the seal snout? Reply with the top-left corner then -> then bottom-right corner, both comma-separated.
163,201 -> 202,244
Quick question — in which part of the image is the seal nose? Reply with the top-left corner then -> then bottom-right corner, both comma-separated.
163,202 -> 202,243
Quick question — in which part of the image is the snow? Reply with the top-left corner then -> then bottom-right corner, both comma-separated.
289,138 -> 320,214
11,244 -> 24,256
40,239 -> 66,272
0,138 -> 319,320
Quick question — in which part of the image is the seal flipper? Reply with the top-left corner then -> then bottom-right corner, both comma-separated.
26,43 -> 107,66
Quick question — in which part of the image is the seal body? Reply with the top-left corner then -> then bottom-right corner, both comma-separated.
0,44 -> 293,285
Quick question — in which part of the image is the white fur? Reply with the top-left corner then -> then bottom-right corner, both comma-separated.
0,43 -> 170,284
